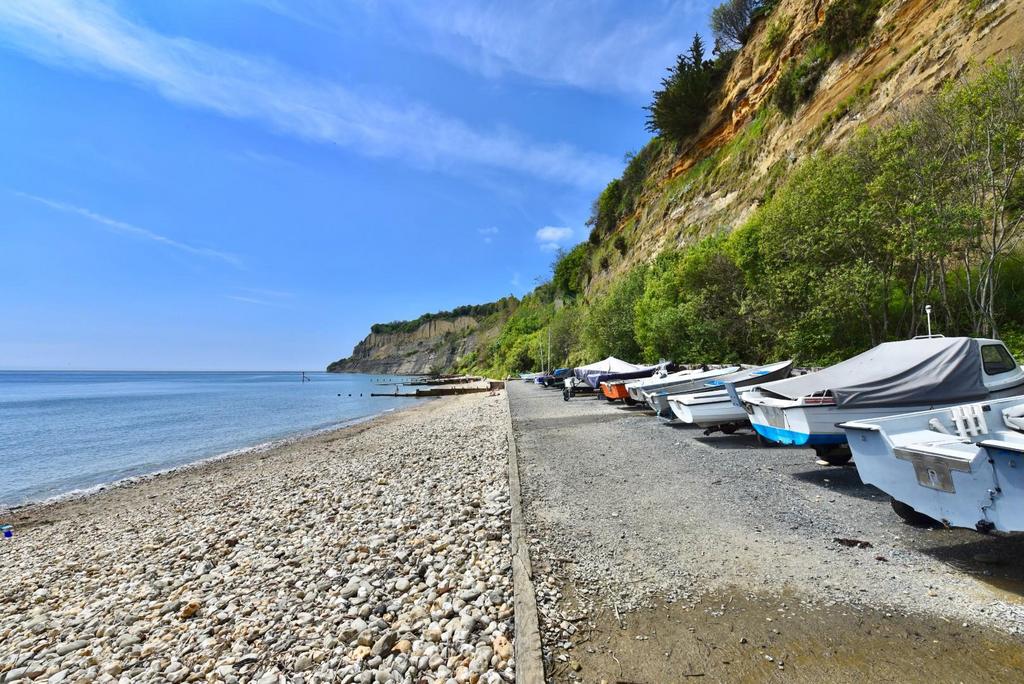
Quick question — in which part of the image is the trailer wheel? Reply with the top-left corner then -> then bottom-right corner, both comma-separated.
814,445 -> 852,465
890,498 -> 938,527
562,388 -> 570,401
720,424 -> 737,435
624,397 -> 637,406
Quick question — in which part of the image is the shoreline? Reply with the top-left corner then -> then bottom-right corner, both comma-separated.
3,398 -> 433,530
1,391 -> 515,683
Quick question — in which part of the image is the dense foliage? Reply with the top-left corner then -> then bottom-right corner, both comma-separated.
551,243 -> 590,298
371,300 -> 514,334
470,58 -> 1024,375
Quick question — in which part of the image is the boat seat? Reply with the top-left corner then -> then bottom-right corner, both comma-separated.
1001,404 -> 1024,433
942,403 -> 989,439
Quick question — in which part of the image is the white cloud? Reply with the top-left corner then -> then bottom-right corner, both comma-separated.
223,290 -> 288,307
251,0 -> 704,98
379,0 -> 703,97
0,0 -> 618,189
226,295 -> 274,306
478,226 -> 499,244
536,225 -> 573,251
15,191 -> 241,266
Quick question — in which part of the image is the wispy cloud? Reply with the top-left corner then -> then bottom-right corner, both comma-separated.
238,286 -> 293,299
0,0 -> 617,188
14,190 -> 241,266
226,295 -> 274,306
226,287 -> 294,307
285,0 -> 704,98
536,225 -> 574,251
478,226 -> 499,244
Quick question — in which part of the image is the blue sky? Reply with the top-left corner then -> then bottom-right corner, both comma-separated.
1,0 -> 714,370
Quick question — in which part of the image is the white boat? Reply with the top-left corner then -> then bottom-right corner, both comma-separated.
642,366 -> 740,416
519,372 -> 544,381
742,337 -> 1024,464
667,360 -> 795,427
841,396 -> 1024,532
625,367 -> 706,404
668,388 -> 738,426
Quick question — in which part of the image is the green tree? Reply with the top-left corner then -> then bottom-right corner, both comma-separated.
582,267 -> 647,360
645,35 -> 718,142
552,244 -> 590,298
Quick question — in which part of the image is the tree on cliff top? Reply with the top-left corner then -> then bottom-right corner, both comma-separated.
645,35 -> 718,142
711,0 -> 761,50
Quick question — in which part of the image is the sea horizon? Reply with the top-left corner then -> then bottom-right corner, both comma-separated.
0,370 -> 418,508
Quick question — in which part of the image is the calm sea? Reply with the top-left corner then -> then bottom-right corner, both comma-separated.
0,371 -> 419,508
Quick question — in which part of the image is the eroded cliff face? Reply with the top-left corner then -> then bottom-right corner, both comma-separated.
587,0 -> 1024,293
327,316 -> 483,375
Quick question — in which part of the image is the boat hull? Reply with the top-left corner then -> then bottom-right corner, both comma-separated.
842,398 -> 1024,532
601,382 -> 632,401
669,391 -> 748,427
746,403 -> 937,446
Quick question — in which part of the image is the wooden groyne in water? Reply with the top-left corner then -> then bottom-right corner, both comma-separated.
371,380 -> 504,398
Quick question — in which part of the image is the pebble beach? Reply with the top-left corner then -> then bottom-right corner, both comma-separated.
0,393 -> 515,684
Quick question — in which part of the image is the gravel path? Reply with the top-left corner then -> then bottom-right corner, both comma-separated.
1,393 -> 514,684
508,381 -> 1024,676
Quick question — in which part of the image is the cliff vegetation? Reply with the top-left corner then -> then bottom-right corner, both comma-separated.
332,0 -> 1024,376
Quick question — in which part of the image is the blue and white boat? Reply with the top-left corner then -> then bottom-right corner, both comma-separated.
840,396 -> 1024,532
741,337 -> 1024,464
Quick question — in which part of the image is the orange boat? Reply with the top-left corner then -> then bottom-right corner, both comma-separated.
600,380 -> 633,402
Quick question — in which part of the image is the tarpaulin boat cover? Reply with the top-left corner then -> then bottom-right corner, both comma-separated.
704,360 -> 794,388
574,357 -> 655,387
757,338 -> 987,408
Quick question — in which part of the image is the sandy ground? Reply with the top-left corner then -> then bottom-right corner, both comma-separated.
508,381 -> 1024,683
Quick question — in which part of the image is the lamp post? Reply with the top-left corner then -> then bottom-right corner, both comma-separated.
925,305 -> 933,338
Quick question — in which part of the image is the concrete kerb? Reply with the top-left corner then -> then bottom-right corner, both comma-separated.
504,389 -> 546,683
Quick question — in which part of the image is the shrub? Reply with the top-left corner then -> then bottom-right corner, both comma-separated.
820,0 -> 885,57
613,235 -> 628,255
588,179 -> 623,237
552,243 -> 590,298
617,139 -> 662,216
773,43 -> 829,115
760,13 -> 791,62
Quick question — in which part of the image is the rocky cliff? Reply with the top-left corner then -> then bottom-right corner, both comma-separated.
327,302 -> 514,374
585,0 -> 1024,292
